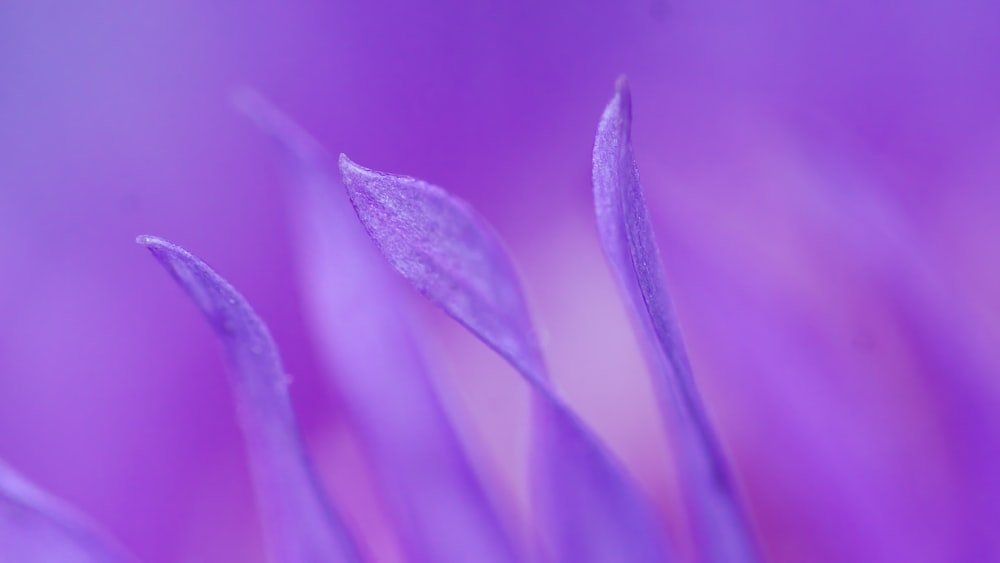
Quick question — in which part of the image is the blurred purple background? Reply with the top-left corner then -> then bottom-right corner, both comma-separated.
1,1 -> 998,561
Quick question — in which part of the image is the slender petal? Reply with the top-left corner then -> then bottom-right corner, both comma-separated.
137,236 -> 362,563
237,93 -> 522,563
339,156 -> 672,563
593,77 -> 759,563
339,155 -> 546,383
0,459 -> 132,562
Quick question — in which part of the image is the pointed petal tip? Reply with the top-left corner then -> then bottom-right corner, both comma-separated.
615,74 -> 630,95
136,236 -> 181,263
135,234 -> 165,248
338,153 -> 360,175
338,154 -> 374,192
609,76 -> 632,124
234,91 -> 323,163
136,236 -> 224,323
136,235 -> 186,265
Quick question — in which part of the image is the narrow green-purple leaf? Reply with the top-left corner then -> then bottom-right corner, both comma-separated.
0,459 -> 132,562
339,157 -> 673,563
137,236 -> 361,563
593,77 -> 759,563
237,93 -> 522,563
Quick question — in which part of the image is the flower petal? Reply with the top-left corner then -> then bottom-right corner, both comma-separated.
593,78 -> 759,563
0,459 -> 132,562
137,236 -> 361,563
339,156 -> 673,563
237,93 -> 522,563
339,155 -> 546,384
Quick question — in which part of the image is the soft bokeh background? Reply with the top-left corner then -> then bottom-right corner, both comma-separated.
1,1 -> 998,561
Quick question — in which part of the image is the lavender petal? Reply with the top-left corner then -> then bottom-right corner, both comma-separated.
339,157 -> 673,563
0,459 -> 133,562
339,155 -> 546,383
593,77 -> 759,563
237,93 -> 522,563
137,236 -> 362,563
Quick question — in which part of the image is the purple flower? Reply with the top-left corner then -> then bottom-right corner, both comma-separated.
5,81 -> 757,562
2,1 -> 999,561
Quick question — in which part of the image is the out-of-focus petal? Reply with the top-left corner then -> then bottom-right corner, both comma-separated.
835,189 -> 1000,559
237,93 -> 522,563
339,157 -> 672,563
593,78 -> 759,563
0,459 -> 132,562
137,236 -> 361,563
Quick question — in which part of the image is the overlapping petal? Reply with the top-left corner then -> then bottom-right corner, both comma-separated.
339,156 -> 672,562
237,94 -> 521,563
138,236 -> 361,563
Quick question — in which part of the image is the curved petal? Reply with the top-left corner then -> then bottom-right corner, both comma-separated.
339,157 -> 672,563
137,236 -> 362,563
0,459 -> 132,562
593,77 -> 760,563
339,155 -> 546,383
237,93 -> 522,563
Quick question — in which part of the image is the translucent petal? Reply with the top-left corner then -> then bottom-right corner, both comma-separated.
340,157 -> 672,562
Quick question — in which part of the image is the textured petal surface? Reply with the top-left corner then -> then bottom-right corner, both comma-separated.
340,157 -> 672,562
340,155 -> 546,384
138,236 -> 361,563
238,93 -> 521,563
593,78 -> 760,563
0,460 -> 132,563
